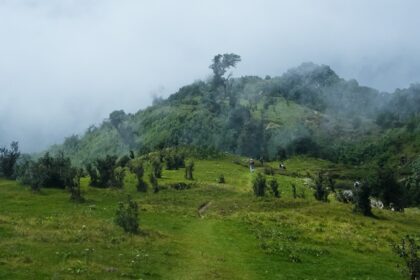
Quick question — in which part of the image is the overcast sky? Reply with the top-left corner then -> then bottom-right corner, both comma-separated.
1,0 -> 420,152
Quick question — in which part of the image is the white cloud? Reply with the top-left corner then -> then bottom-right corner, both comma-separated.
1,0 -> 420,151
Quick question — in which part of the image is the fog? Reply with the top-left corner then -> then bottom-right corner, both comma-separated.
1,0 -> 420,152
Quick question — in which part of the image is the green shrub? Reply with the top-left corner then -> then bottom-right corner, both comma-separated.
0,141 -> 20,179
313,173 -> 329,202
151,157 -> 162,178
185,160 -> 194,180
268,178 -> 280,198
353,180 -> 372,216
113,166 -> 125,189
392,235 -> 420,280
149,173 -> 159,193
115,196 -> 139,234
218,174 -> 225,184
67,168 -> 84,202
252,173 -> 266,197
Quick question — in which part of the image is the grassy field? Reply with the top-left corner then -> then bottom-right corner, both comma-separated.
0,156 -> 419,279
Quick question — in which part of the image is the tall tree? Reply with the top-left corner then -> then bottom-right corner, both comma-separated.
0,141 -> 20,179
209,53 -> 241,92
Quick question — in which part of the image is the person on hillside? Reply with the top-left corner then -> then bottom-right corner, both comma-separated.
259,156 -> 264,166
279,162 -> 286,170
249,158 -> 255,172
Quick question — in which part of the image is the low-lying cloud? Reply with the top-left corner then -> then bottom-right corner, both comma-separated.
1,0 -> 420,152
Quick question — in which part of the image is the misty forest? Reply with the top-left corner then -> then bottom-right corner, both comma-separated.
1,2 -> 420,280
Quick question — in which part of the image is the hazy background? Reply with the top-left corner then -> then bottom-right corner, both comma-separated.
1,0 -> 420,152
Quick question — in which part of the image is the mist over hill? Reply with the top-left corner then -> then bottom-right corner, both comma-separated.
47,62 -> 420,167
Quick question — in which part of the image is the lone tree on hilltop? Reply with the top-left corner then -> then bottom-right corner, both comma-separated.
209,53 -> 241,91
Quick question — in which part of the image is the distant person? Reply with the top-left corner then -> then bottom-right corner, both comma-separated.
249,158 -> 255,172
259,156 -> 264,166
279,162 -> 286,170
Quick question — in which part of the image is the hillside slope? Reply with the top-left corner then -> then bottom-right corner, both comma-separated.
48,63 -> 420,168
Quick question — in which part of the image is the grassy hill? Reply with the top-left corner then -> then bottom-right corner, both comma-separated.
1,156 -> 419,279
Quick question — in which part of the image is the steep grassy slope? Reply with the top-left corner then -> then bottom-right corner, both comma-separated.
1,157 -> 419,279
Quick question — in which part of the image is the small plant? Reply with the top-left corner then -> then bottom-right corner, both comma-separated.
252,173 -> 266,197
392,235 -> 420,280
67,168 -> 84,202
353,180 -> 372,216
268,178 -> 280,198
313,173 -> 329,202
185,160 -> 194,180
149,173 -> 159,193
151,157 -> 162,178
129,158 -> 148,192
115,196 -> 139,234
113,166 -> 125,188
218,174 -> 225,184
291,183 -> 297,199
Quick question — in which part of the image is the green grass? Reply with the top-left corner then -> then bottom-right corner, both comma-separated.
1,157 -> 419,279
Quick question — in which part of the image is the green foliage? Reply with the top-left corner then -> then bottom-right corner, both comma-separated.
353,180 -> 372,216
151,157 -> 162,179
129,158 -> 148,192
114,196 -> 139,234
209,53 -> 241,89
252,173 -> 266,197
218,174 -> 225,184
313,173 -> 329,202
185,160 -> 194,180
291,183 -> 297,199
268,178 -> 280,198
67,168 -> 84,202
370,166 -> 407,211
163,149 -> 185,170
117,155 -> 131,168
0,141 -> 20,179
93,155 -> 119,187
149,173 -> 159,193
392,235 -> 420,280
113,166 -> 126,189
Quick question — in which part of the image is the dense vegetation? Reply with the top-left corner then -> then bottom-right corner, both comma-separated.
48,61 -> 420,172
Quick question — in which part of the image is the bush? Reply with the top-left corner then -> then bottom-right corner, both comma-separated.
151,157 -> 162,178
252,173 -> 266,197
218,174 -> 225,184
67,168 -> 84,202
370,166 -> 407,211
313,173 -> 329,202
113,166 -> 125,189
95,155 -> 118,187
291,183 -> 297,199
0,141 -> 20,179
353,180 -> 372,216
185,160 -> 194,180
18,152 -> 75,190
392,235 -> 420,280
115,196 -> 139,234
168,182 -> 192,190
268,178 -> 280,198
149,173 -> 159,193
129,158 -> 147,192
117,155 -> 131,168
